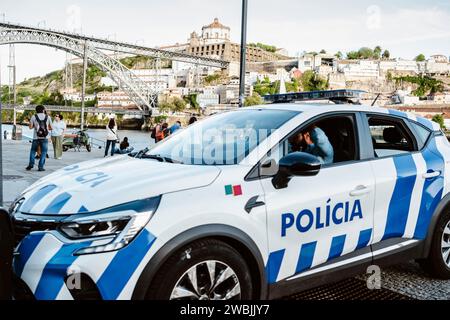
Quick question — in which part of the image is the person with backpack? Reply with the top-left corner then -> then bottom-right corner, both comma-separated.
26,105 -> 52,171
105,117 -> 118,157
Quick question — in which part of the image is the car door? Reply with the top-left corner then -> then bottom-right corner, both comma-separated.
364,112 -> 444,245
256,112 -> 376,284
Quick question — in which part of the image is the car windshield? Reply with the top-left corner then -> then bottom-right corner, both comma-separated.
145,109 -> 299,165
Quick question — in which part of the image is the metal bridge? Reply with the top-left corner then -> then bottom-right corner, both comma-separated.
0,21 -> 229,114
2,104 -> 150,116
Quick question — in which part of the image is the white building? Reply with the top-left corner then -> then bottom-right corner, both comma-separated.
100,68 -> 177,91
97,91 -> 137,109
338,60 -> 380,80
63,92 -> 96,102
197,93 -> 220,109
298,53 -> 337,74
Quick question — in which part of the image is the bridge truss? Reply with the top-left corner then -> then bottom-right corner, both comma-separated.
0,22 -> 229,114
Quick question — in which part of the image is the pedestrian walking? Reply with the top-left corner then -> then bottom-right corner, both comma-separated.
51,114 -> 66,160
105,118 -> 118,157
26,105 -> 52,171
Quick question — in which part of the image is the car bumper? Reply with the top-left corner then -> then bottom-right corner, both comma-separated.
13,229 -> 156,300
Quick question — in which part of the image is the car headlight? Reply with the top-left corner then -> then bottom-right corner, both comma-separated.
59,196 -> 161,255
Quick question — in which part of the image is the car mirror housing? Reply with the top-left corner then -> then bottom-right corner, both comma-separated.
272,152 -> 321,189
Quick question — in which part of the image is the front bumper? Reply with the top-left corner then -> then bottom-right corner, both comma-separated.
13,229 -> 156,300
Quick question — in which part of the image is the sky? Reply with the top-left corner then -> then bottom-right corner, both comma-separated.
0,0 -> 450,83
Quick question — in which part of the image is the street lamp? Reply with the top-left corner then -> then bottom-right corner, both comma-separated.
239,0 -> 248,108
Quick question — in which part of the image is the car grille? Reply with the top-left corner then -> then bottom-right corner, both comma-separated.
12,218 -> 59,246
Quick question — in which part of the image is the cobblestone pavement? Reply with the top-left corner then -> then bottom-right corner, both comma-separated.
3,140 -> 450,300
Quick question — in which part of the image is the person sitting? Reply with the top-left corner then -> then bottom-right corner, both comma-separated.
289,126 -> 334,165
115,137 -> 134,154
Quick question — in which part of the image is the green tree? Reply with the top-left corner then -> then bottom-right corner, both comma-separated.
382,50 -> 390,59
373,46 -> 382,59
301,70 -> 328,91
335,51 -> 343,59
415,54 -> 426,62
172,97 -> 187,113
432,114 -> 445,129
244,93 -> 264,106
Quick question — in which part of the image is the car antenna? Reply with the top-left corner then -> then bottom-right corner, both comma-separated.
371,93 -> 381,106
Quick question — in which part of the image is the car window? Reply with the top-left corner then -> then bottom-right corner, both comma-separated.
257,114 -> 358,177
367,115 -> 416,158
146,109 -> 299,165
409,121 -> 431,150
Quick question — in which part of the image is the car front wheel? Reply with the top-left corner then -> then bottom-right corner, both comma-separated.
146,239 -> 253,300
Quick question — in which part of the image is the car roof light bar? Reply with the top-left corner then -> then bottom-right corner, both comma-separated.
263,89 -> 367,105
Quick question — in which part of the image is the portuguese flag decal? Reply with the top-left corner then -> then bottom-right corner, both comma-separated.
225,184 -> 243,196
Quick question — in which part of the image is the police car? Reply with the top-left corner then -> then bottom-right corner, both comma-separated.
9,90 -> 450,300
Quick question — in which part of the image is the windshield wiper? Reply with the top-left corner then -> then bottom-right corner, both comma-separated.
141,153 -> 183,164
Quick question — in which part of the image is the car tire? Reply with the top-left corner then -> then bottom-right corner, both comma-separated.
420,210 -> 450,279
145,239 -> 253,300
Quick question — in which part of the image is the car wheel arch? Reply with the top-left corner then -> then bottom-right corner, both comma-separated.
131,224 -> 268,300
423,192 -> 450,258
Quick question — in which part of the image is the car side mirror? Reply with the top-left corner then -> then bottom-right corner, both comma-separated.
272,152 -> 321,189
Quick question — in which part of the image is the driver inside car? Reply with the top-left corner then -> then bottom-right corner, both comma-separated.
288,126 -> 334,165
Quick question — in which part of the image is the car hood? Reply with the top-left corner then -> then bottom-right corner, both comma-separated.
18,156 -> 221,215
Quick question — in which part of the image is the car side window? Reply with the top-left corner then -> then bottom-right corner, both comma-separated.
409,121 -> 431,150
257,114 -> 358,178
367,115 -> 417,158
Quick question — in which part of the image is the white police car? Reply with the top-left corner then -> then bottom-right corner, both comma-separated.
9,90 -> 450,300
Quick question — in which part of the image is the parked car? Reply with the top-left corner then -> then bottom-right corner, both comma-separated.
9,90 -> 450,300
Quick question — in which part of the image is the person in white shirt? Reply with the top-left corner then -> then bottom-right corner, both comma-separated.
105,118 -> 118,157
51,114 -> 66,160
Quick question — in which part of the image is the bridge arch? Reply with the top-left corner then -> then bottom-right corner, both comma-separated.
0,28 -> 157,112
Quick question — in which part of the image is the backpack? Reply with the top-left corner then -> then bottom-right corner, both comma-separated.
36,114 -> 49,138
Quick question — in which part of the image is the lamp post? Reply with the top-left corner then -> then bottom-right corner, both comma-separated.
239,0 -> 248,108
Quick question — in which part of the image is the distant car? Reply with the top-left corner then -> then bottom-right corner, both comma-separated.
9,91 -> 450,300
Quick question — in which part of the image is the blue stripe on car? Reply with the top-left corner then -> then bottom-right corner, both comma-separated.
356,229 -> 372,250
13,233 -> 46,277
43,192 -> 72,214
383,155 -> 417,240
20,184 -> 57,213
328,235 -> 346,260
296,241 -> 317,273
265,249 -> 285,284
34,240 -> 92,300
96,229 -> 156,300
414,138 -> 445,239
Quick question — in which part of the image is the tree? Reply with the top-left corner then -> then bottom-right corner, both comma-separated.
382,50 -> 390,59
415,54 -> 426,62
301,70 -> 328,91
373,46 -> 382,59
244,93 -> 264,107
335,51 -> 343,59
432,114 -> 445,129
172,97 -> 187,113
319,49 -> 327,54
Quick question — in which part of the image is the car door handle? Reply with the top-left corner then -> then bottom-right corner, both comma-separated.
245,196 -> 265,214
349,185 -> 371,197
422,171 -> 441,179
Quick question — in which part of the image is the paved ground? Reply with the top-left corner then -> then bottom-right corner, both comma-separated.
2,139 -> 450,300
